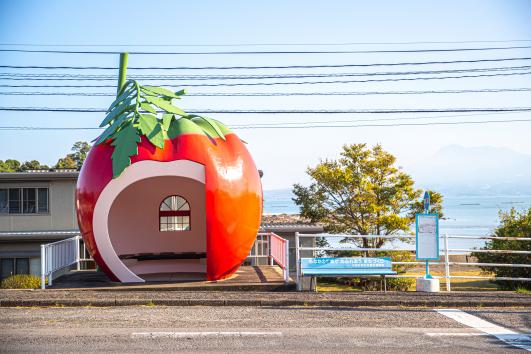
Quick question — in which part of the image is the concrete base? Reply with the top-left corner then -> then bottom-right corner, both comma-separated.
416,277 -> 440,292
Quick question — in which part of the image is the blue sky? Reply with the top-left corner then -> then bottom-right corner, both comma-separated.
0,0 -> 530,189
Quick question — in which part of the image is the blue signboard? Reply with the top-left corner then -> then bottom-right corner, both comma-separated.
301,257 -> 391,268
300,257 -> 396,276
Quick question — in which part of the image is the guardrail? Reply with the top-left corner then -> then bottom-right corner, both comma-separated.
248,232 -> 290,283
40,235 -> 92,289
295,232 -> 530,291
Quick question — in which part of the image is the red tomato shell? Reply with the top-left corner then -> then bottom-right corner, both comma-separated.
76,132 -> 263,281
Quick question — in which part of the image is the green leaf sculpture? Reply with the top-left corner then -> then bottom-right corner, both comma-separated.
96,80 -> 230,178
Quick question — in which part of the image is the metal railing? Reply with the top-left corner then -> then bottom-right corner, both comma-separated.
40,235 -> 92,289
295,232 -> 530,291
247,232 -> 290,283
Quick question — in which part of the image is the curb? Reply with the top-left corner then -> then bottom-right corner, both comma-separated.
1,298 -> 528,308
47,283 -> 297,292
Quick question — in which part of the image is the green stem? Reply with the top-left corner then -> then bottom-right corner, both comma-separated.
117,52 -> 129,96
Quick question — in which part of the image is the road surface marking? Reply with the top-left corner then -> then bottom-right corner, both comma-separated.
435,309 -> 531,351
132,331 -> 283,339
426,333 -> 488,337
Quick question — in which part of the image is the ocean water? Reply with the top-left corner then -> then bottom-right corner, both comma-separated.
263,189 -> 531,250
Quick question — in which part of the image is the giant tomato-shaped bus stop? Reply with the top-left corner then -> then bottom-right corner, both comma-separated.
76,74 -> 262,283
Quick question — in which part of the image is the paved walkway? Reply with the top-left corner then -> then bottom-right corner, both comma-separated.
49,266 -> 290,291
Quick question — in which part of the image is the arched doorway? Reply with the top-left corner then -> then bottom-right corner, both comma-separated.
106,173 -> 207,281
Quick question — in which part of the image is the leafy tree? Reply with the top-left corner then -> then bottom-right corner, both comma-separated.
20,160 -> 49,171
472,208 -> 531,290
292,143 -> 444,290
55,155 -> 78,169
71,141 -> 90,169
0,159 -> 21,172
0,159 -> 48,172
54,141 -> 91,170
293,143 -> 443,249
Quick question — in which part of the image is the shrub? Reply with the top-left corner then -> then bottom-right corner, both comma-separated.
0,274 -> 42,289
472,208 -> 531,290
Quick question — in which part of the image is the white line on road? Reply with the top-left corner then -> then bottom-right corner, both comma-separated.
131,331 -> 283,339
426,333 -> 489,337
435,309 -> 531,351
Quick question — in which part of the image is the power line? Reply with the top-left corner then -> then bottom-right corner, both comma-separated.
1,39 -> 531,47
229,112 -> 529,127
0,112 -> 516,128
1,87 -> 530,97
1,107 -> 530,114
232,118 -> 531,129
1,45 -> 531,55
1,118 -> 530,131
1,57 -> 530,70
2,71 -> 530,88
2,65 -> 531,81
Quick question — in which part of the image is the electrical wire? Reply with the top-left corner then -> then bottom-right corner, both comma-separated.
1,57 -> 530,70
1,45 -> 531,55
1,118 -> 530,131
2,71 -> 531,88
1,87 -> 530,97
1,39 -> 531,47
1,107 -> 530,114
2,65 -> 530,80
232,118 -> 531,129
228,111 -> 529,127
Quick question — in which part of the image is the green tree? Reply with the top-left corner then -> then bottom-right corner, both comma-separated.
19,160 -> 48,171
472,208 -> 531,290
0,159 -> 21,172
54,141 -> 90,170
55,155 -> 78,169
71,141 -> 90,169
293,144 -> 443,249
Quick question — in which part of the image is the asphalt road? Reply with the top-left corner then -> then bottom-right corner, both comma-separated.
0,306 -> 529,353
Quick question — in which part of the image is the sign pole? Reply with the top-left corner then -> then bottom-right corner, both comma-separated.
117,52 -> 129,96
423,191 -> 432,279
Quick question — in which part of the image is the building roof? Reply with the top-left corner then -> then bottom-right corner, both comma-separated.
0,169 -> 79,181
259,223 -> 324,233
0,230 -> 79,241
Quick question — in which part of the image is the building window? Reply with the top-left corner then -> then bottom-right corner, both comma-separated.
22,188 -> 36,213
37,188 -> 49,213
8,188 -> 21,214
159,195 -> 191,231
0,188 -> 49,214
0,189 -> 7,213
0,258 -> 30,279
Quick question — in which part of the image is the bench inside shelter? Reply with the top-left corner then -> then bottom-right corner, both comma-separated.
299,257 -> 397,291
119,252 -> 207,261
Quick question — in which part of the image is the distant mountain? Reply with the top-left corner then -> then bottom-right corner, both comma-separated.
406,145 -> 531,196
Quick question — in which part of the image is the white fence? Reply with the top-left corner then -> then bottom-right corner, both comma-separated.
41,233 -> 291,288
247,232 -> 290,282
295,232 -> 531,291
40,235 -> 92,289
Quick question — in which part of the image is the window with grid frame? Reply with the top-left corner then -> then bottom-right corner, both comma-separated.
159,195 -> 191,231
0,187 -> 48,214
